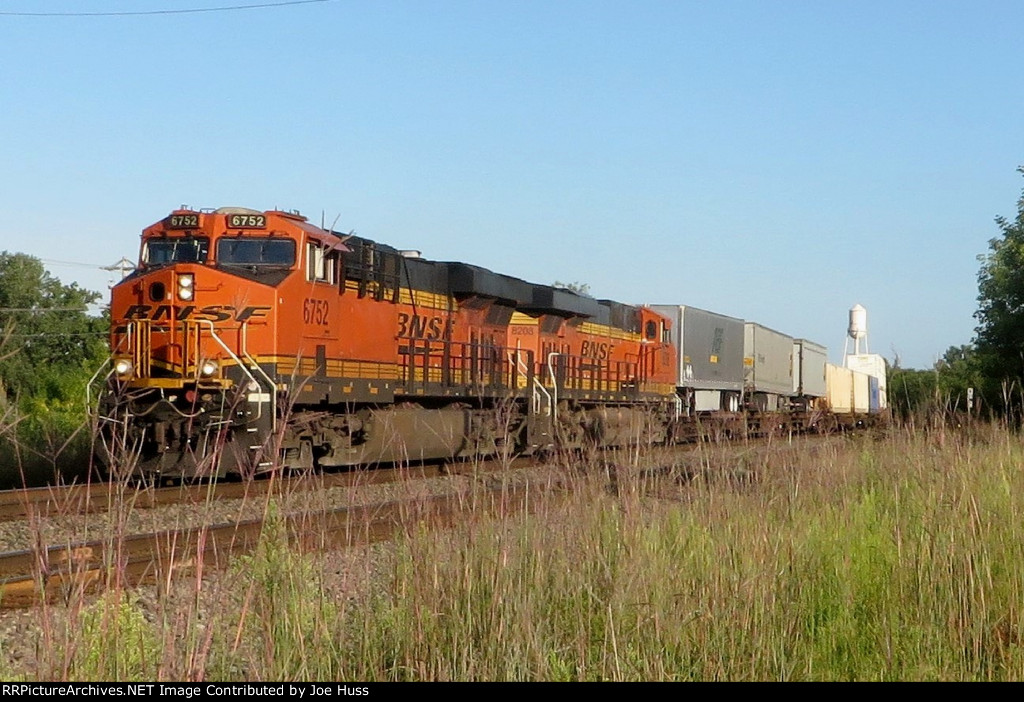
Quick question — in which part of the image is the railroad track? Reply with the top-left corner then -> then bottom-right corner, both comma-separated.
0,431 -> 864,608
0,424 -> 865,524
0,477 -> 557,608
0,461 -> 489,523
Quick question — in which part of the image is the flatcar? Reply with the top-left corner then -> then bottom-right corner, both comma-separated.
95,207 -> 682,479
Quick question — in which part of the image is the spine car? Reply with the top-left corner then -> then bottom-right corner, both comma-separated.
94,207 -> 887,480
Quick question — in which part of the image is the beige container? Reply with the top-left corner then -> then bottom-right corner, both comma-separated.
825,363 -> 854,413
844,353 -> 887,409
852,370 -> 871,413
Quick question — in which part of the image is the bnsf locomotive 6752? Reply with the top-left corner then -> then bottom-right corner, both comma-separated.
97,207 -> 687,479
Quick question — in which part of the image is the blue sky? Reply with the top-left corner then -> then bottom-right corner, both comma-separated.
2,0 -> 1021,369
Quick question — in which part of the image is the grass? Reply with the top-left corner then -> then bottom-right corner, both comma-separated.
0,396 -> 95,489
10,419 -> 1024,681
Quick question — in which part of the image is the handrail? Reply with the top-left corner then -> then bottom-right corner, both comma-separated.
86,329 -> 135,418
193,319 -> 264,426
508,350 -> 551,416
547,352 -> 563,425
240,322 -> 277,431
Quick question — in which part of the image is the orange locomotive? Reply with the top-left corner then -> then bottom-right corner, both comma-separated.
97,207 -> 679,479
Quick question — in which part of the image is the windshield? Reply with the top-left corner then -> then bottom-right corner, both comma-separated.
143,237 -> 210,265
217,237 -> 295,266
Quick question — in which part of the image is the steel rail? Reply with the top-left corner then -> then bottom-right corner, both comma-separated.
0,480 -> 553,608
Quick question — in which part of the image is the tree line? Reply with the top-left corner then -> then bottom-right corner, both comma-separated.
890,166 -> 1024,419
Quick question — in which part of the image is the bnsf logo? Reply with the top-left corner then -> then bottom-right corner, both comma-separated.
397,312 -> 445,340
121,304 -> 271,323
580,340 -> 613,360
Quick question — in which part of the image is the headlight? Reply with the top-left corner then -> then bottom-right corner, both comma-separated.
114,358 -> 134,376
200,360 -> 218,377
177,274 -> 194,300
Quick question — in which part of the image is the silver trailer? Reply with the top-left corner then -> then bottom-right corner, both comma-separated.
792,339 -> 827,399
743,322 -> 794,410
651,305 -> 744,413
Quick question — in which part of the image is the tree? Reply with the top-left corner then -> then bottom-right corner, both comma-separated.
0,253 -> 107,399
886,345 -> 983,418
551,281 -> 592,296
887,365 -> 938,418
934,344 -> 983,412
974,167 -> 1024,408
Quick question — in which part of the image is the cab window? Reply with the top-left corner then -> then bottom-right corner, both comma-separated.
143,237 -> 209,265
307,241 -> 338,284
218,237 -> 295,266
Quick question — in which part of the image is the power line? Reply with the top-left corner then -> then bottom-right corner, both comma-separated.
8,332 -> 108,339
0,0 -> 331,17
39,258 -> 108,270
0,307 -> 92,313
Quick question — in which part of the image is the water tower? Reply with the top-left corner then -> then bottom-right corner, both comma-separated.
843,304 -> 887,410
844,303 -> 868,357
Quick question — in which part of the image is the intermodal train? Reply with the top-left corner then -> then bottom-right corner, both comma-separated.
93,207 -> 887,480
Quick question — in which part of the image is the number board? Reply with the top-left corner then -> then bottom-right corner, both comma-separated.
167,214 -> 200,229
226,213 -> 267,229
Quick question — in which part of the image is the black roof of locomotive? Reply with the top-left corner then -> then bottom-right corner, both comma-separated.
335,232 -> 639,331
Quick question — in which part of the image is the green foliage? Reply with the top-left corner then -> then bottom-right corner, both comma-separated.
551,281 -> 592,296
974,167 -> 1024,408
312,432 -> 1024,681
895,167 -> 1024,416
70,592 -> 159,681
935,345 -> 984,411
888,345 -> 984,418
887,366 -> 938,417
0,253 -> 108,484
224,503 -> 341,680
0,252 -> 107,399
8,428 -> 1024,680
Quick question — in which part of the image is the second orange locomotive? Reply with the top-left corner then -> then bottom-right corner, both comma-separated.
99,207 -> 678,479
